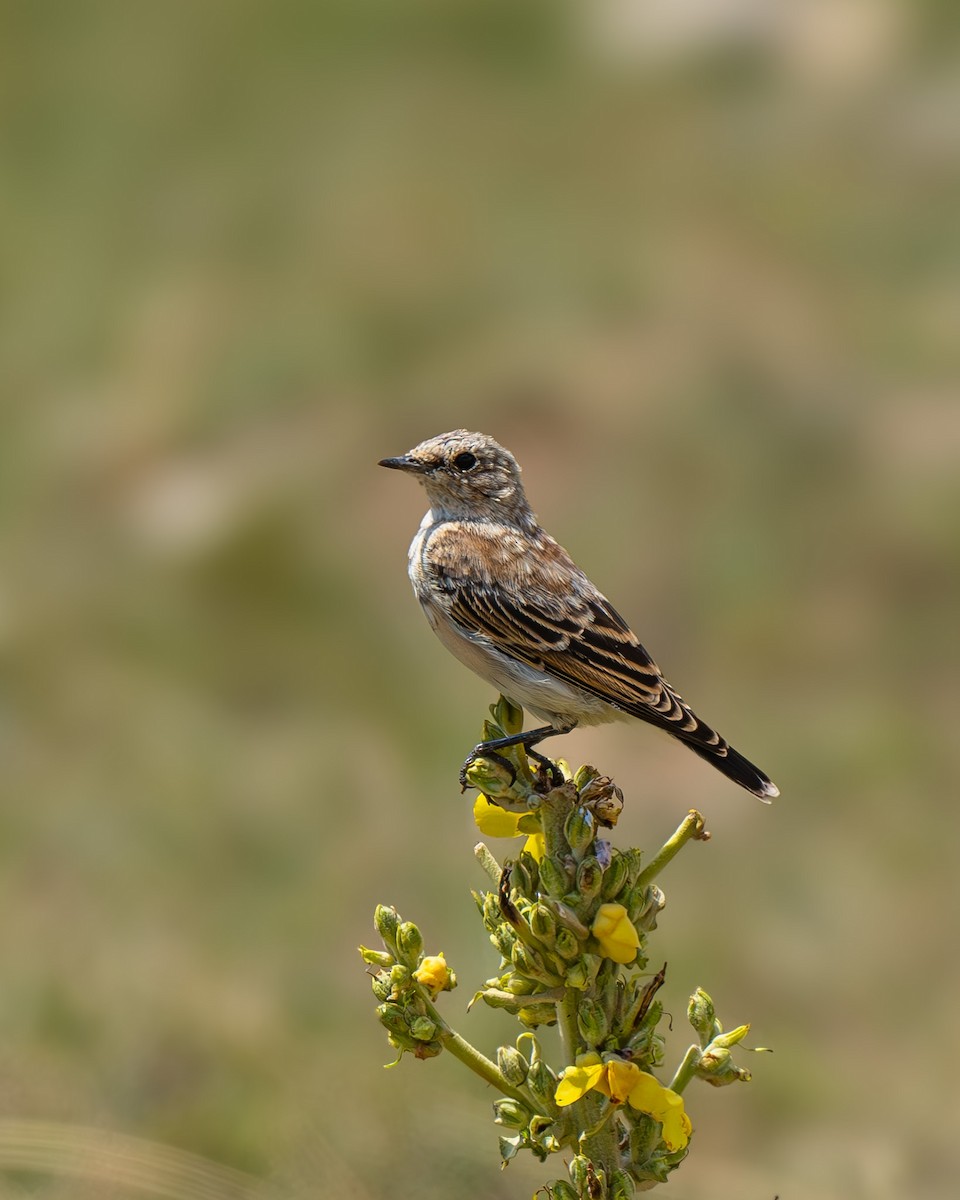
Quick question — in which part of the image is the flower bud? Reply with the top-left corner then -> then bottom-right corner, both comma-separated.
374,905 -> 400,954
491,695 -> 524,736
359,945 -> 394,969
464,757 -> 516,798
688,988 -> 718,1041
539,854 -> 571,897
388,963 -> 411,993
502,972 -> 538,996
697,1045 -> 752,1085
530,903 -> 557,946
376,1001 -> 406,1030
493,1098 -> 529,1129
627,1112 -> 661,1165
564,806 -> 595,856
547,1181 -> 579,1200
601,852 -> 630,901
576,856 -> 603,902
492,926 -> 517,959
512,942 -> 559,985
525,1058 -> 559,1107
631,884 -> 665,932
396,921 -> 424,968
412,1038 -> 443,1060
408,1015 -> 438,1042
577,997 -> 610,1045
609,1167 -> 636,1200
511,855 -> 537,898
573,764 -> 601,791
564,955 -> 599,991
713,1022 -> 750,1050
518,1003 -> 558,1028
568,1155 -> 591,1191
554,927 -> 581,961
370,971 -> 392,1001
497,1044 -> 529,1087
414,953 -> 455,997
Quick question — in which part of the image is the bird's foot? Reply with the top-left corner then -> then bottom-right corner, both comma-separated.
459,746 -> 517,793
525,747 -> 565,790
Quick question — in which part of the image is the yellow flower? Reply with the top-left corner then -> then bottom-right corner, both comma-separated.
555,1053 -> 605,1107
555,1057 -> 692,1152
473,795 -> 545,861
413,953 -> 454,997
556,1055 -> 640,1106
591,903 -> 640,964
626,1072 -> 692,1152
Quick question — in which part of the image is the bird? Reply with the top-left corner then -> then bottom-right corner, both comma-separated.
379,430 -> 779,801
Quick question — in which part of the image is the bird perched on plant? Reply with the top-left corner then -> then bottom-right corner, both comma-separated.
379,430 -> 778,801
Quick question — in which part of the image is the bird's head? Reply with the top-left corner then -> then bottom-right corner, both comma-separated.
379,430 -> 535,527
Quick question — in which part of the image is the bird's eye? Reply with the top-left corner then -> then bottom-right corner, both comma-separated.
452,451 -> 478,472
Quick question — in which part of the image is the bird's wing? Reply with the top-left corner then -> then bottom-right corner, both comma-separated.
432,535 -> 714,740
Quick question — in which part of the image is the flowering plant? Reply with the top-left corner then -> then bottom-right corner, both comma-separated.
360,698 -> 761,1197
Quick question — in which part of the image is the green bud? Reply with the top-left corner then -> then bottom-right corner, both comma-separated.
568,1155 -> 591,1191
497,1044 -> 529,1087
478,988 -> 522,1011
370,971 -> 392,1001
539,854 -> 571,897
627,1112 -> 661,1165
511,855 -> 535,898
518,1003 -> 558,1028
492,926 -> 517,959
554,927 -> 581,961
502,972 -> 538,996
600,852 -> 630,901
374,905 -> 401,954
395,921 -> 424,968
688,988 -> 718,1042
564,955 -> 599,991
573,763 -> 601,791
359,945 -> 394,969
576,856 -> 603,901
464,757 -> 516,798
408,1015 -> 438,1042
631,883 -> 666,932
388,963 -> 411,993
609,1168 -> 636,1200
697,1045 -> 752,1085
547,1182 -> 579,1200
525,1058 -> 559,1107
564,806 -> 595,856
713,1022 -> 750,1049
512,942 -> 559,985
492,1098 -> 529,1129
530,903 -> 557,946
412,1038 -> 443,1060
491,695 -> 524,736
577,996 -> 610,1045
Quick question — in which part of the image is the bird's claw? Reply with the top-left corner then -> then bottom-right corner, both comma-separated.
458,746 -> 518,793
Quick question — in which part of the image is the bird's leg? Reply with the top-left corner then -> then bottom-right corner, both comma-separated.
459,721 -> 576,791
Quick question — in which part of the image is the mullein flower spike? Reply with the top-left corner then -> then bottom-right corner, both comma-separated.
361,700 -> 767,1193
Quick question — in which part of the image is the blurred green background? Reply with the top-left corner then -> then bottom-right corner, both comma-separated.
2,1 -> 958,1197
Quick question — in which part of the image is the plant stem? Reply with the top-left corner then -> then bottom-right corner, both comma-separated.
557,987 -> 581,1068
668,1044 -> 702,1094
635,810 -> 708,888
423,994 -> 532,1106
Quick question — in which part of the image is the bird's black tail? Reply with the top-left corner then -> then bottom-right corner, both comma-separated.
681,735 -> 779,802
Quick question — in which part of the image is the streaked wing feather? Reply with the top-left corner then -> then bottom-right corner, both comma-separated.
448,578 -> 714,739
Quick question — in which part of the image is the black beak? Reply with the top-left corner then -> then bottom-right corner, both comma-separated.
378,455 -> 423,473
